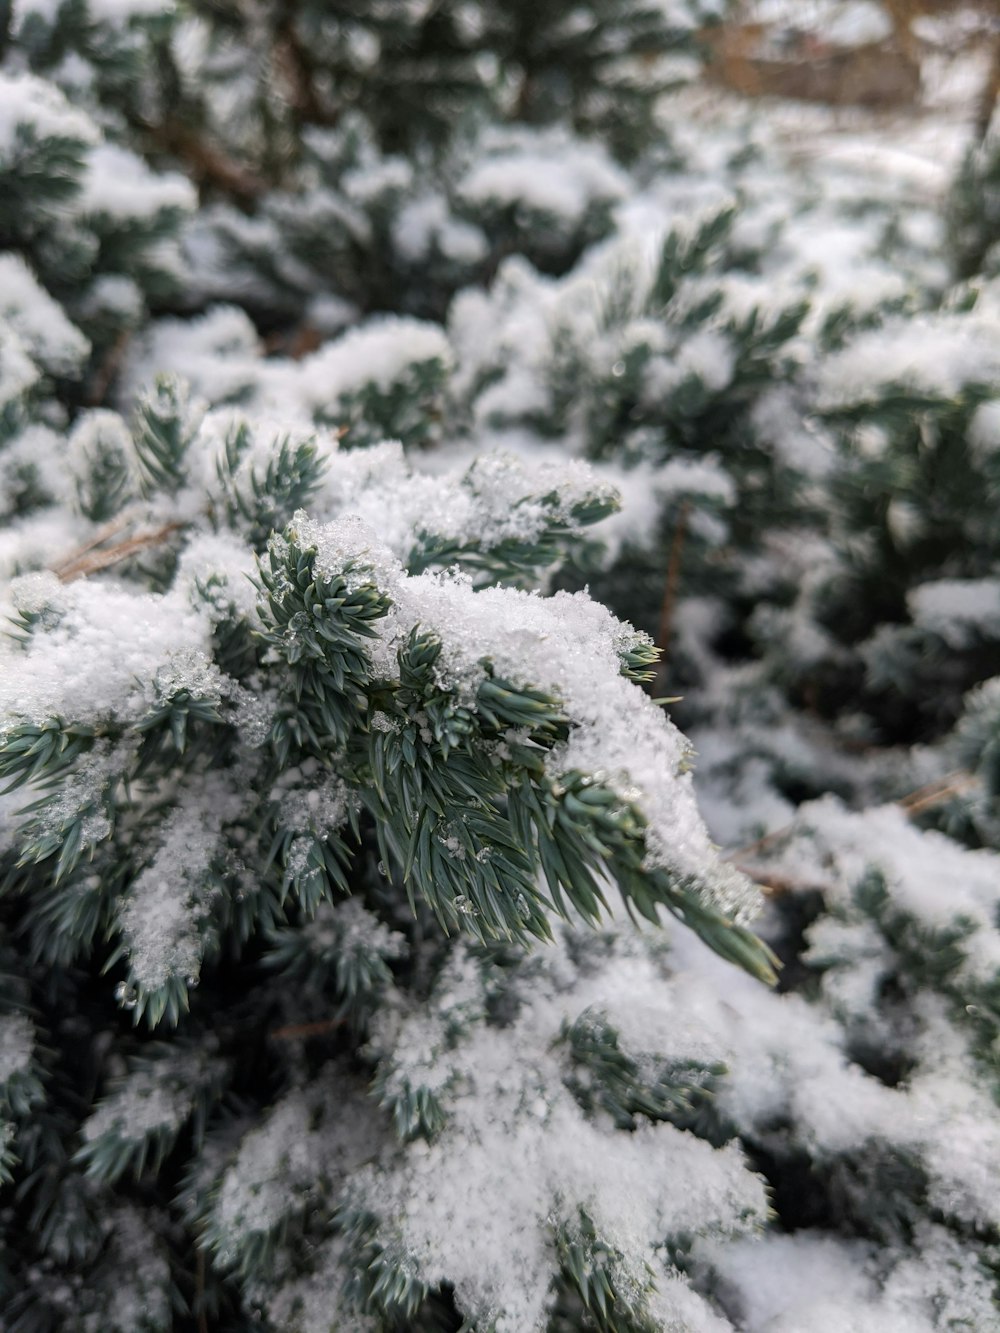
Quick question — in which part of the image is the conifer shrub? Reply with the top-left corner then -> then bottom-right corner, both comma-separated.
2,2 -> 1000,1329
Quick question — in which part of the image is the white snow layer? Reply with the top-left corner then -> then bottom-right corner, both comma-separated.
818,310 -> 1000,407
0,69 -> 99,152
459,127 -> 628,226
0,573 -> 216,728
79,143 -> 195,221
0,255 -> 90,376
290,510 -> 759,922
0,1012 -> 34,1083
908,577 -> 1000,647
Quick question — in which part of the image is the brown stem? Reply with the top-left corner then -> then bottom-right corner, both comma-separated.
732,866 -> 816,897
143,120 -> 264,204
514,70 -> 536,121
273,5 -> 340,127
86,329 -> 132,407
50,513 -> 135,576
895,771 -> 979,815
975,28 -> 1000,142
262,323 -> 325,360
726,770 -> 979,869
653,500 -> 692,695
52,522 -> 183,582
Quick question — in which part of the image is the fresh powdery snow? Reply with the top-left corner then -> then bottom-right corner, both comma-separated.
774,797 -> 1000,983
124,310 -> 451,428
908,577 -> 1000,648
89,1206 -> 173,1333
81,1047 -> 218,1148
210,1072 -> 376,1258
293,317 -> 452,420
0,69 -> 99,153
119,774 -> 242,992
121,305 -> 264,410
363,940 -> 769,1331
78,143 -> 196,222
0,1012 -> 35,1084
362,898 -> 1000,1330
0,322 -> 43,410
0,254 -> 90,376
458,127 -> 629,227
0,573 -> 218,727
817,309 -> 1000,408
176,410 -> 619,563
291,510 -> 760,923
391,194 -> 488,265
370,1102 -> 761,1332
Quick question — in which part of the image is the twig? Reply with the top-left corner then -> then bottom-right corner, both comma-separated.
975,25 -> 1000,142
143,120 -> 264,204
726,823 -> 794,865
895,770 -> 979,816
653,500 -> 692,695
52,522 -> 183,582
86,329 -> 132,407
732,866 -> 816,897
274,0 -> 340,128
270,1018 -> 345,1041
262,323 -> 324,359
50,512 -> 135,576
726,770 -> 979,867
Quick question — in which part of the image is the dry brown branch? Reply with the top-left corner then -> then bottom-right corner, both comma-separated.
263,323 -> 324,359
733,866 -> 818,897
50,513 -> 135,577
726,769 -> 980,884
274,3 -> 340,127
653,500 -> 691,696
975,24 -> 1000,140
52,522 -> 183,582
86,329 -> 132,407
144,120 -> 264,204
895,770 -> 979,815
